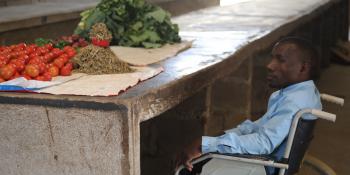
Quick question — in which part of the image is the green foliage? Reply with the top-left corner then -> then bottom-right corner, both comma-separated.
34,38 -> 69,49
74,0 -> 181,48
34,38 -> 52,46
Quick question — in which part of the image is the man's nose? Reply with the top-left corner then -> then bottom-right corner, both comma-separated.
266,60 -> 275,71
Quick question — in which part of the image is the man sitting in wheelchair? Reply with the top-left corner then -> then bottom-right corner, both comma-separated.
176,37 -> 322,175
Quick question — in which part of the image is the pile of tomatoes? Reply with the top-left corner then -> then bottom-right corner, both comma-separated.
0,43 -> 76,83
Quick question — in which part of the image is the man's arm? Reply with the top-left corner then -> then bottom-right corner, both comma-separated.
225,119 -> 261,135
202,103 -> 299,155
175,137 -> 202,171
176,101 -> 299,171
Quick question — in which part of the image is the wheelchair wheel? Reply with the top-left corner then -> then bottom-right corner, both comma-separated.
299,154 -> 336,175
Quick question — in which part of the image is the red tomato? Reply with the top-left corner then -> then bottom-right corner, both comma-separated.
22,74 -> 32,80
48,65 -> 59,77
13,47 -> 23,52
46,63 -> 53,70
53,57 -> 65,68
19,54 -> 29,60
63,46 -> 74,52
10,52 -> 18,59
25,47 -> 34,54
22,50 -> 29,55
9,45 -> 16,50
29,52 -> 40,58
45,43 -> 53,50
0,64 -> 16,80
41,48 -> 49,55
59,54 -> 69,63
18,55 -> 29,64
42,71 -> 52,81
19,50 -> 26,55
64,62 -> 73,69
52,48 -> 64,57
43,54 -> 51,63
66,50 -> 76,58
10,71 -> 20,80
38,62 -> 47,74
0,77 -> 5,83
24,64 -> 40,78
11,59 -> 25,72
46,52 -> 55,62
0,55 -> 9,64
34,49 -> 43,56
35,76 -> 46,81
2,48 -> 11,54
29,56 -> 42,65
0,61 -> 7,68
17,43 -> 26,49
60,63 -> 72,76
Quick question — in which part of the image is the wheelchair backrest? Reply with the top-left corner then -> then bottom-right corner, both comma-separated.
285,118 -> 317,175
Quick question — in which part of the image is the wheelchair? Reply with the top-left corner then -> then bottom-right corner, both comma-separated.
175,94 -> 344,175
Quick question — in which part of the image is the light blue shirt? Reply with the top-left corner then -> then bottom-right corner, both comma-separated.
202,80 -> 322,157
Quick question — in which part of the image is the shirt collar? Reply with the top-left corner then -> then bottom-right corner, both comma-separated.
279,80 -> 315,95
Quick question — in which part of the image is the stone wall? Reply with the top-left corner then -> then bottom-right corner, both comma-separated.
0,104 -> 130,175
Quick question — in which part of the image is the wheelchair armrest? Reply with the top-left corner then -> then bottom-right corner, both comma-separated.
197,153 -> 288,168
213,152 -> 274,161
175,153 -> 289,175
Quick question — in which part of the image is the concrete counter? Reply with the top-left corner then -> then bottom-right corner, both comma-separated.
0,0 -> 347,175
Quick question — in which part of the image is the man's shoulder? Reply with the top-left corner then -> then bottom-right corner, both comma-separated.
283,85 -> 320,109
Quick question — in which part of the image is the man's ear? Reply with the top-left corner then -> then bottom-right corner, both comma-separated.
300,61 -> 311,75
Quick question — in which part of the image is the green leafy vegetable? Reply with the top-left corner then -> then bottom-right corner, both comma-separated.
34,38 -> 52,46
74,0 -> 181,48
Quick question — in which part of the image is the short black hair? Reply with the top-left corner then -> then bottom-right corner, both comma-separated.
275,36 -> 320,80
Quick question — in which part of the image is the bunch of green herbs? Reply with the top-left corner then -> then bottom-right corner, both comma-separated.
34,38 -> 69,49
74,0 -> 181,48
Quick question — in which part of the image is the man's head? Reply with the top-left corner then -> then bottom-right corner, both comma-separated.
266,37 -> 320,89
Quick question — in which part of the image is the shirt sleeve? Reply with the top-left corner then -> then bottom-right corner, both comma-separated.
202,102 -> 299,155
224,120 -> 260,135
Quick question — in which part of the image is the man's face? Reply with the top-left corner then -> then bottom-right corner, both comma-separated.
266,43 -> 304,89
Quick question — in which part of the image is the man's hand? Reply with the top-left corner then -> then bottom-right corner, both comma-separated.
175,137 -> 202,172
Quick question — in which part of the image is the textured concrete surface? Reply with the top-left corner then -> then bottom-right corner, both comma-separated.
0,104 -> 129,175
